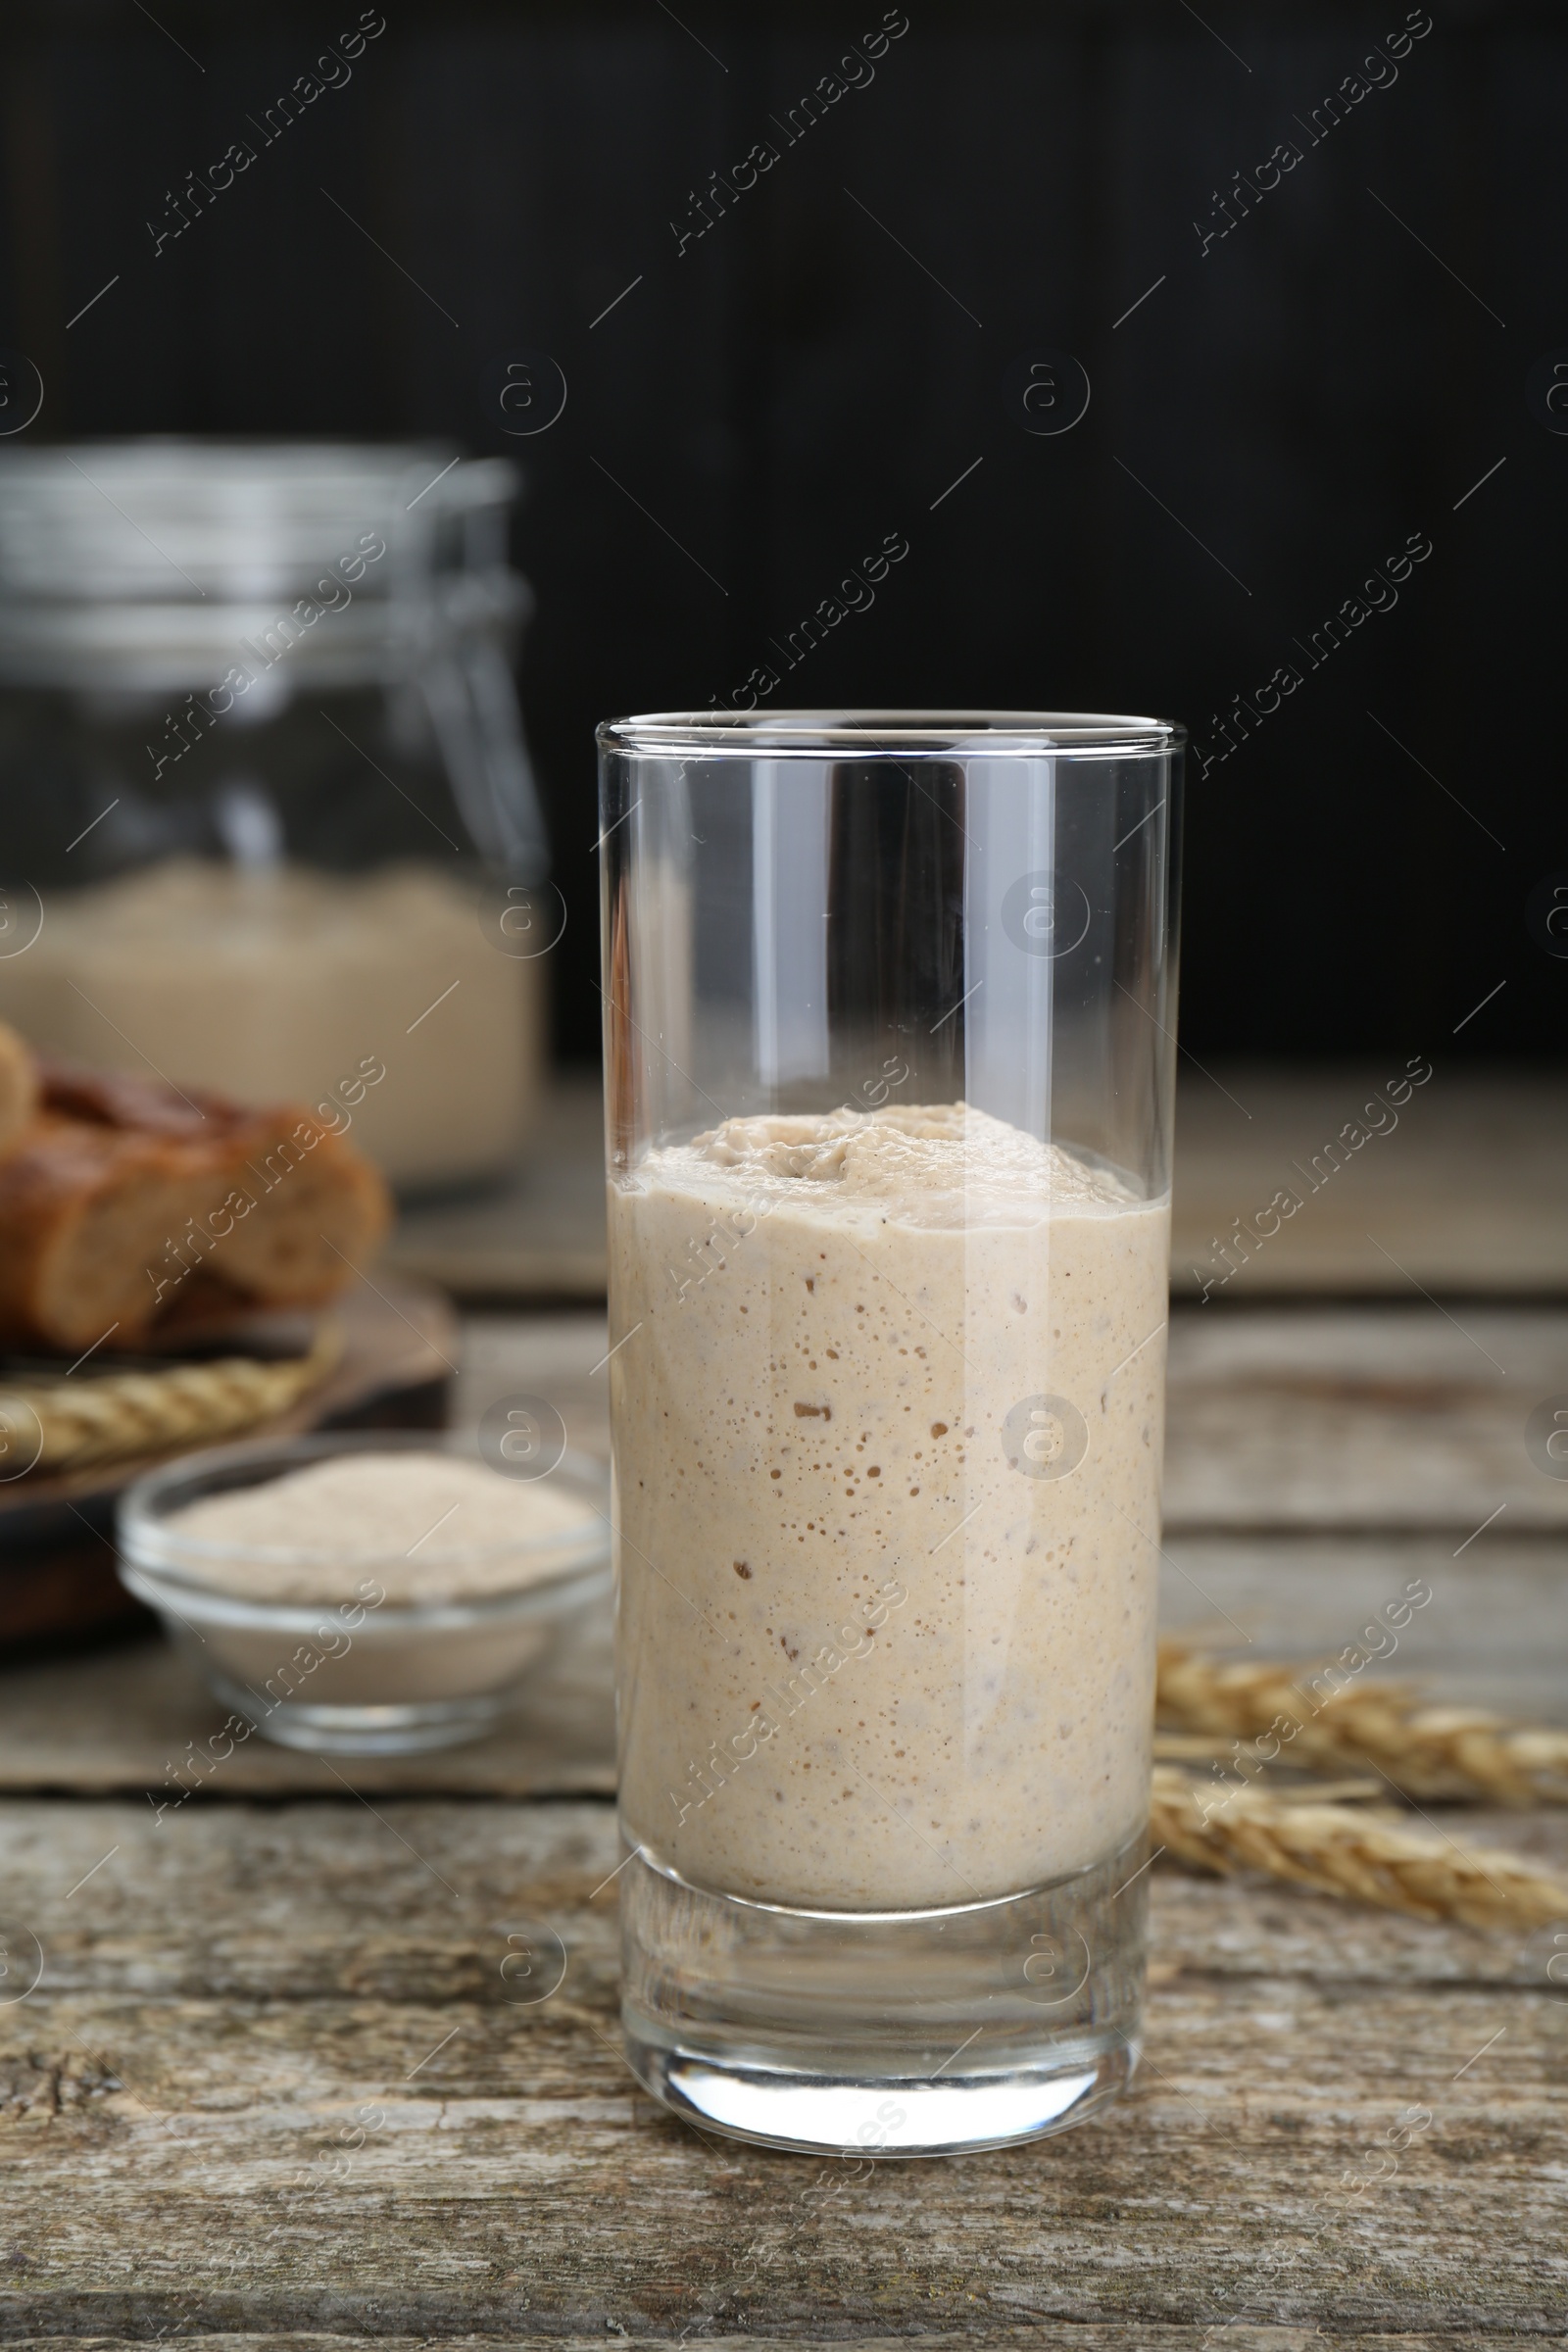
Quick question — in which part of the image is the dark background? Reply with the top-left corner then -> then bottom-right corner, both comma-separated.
1,0 -> 1563,1068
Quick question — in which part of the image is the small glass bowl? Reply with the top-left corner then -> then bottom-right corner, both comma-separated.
118,1431 -> 612,1753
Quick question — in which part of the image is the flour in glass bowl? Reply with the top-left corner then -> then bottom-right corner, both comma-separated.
166,1451 -> 601,1604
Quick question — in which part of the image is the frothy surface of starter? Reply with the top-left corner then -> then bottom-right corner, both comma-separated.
167,1452 -> 598,1603
609,1103 -> 1169,1909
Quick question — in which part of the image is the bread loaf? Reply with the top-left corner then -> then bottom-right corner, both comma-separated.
0,1020 -> 37,1161
0,1062 -> 391,1352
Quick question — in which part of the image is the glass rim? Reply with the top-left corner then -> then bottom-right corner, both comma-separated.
597,709 -> 1185,758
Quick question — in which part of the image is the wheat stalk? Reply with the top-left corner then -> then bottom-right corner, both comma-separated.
1156,1640 -> 1568,1807
0,1323 -> 342,1474
1150,1766 -> 1568,1930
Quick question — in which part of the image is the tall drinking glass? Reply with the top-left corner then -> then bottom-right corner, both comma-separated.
597,711 -> 1183,2157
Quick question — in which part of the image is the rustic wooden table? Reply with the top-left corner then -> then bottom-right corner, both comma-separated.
3,1289 -> 1566,2335
385,1065 -> 1568,1299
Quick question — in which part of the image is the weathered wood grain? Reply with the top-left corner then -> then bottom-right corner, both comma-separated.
5,1528 -> 1566,1797
3,2332 -> 1533,2352
7,1798 -> 1565,1993
9,2339 -> 1563,2352
6,1303 -> 1568,1796
385,1079 -> 608,1300
1156,1534 -> 1568,1724
455,1303 -> 1568,1533
1170,1066 -> 1568,1298
1,1800 -> 1565,2341
383,1069 -> 1568,1302
456,1309 -> 612,1468
4,1298 -> 1565,2343
0,1613 -> 618,1799
5,2340 -> 1561,2352
1163,1307 -> 1568,1532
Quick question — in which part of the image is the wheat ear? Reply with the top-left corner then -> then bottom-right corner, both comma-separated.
1156,1640 -> 1568,1807
1151,1766 -> 1568,1930
2,1323 -> 342,1474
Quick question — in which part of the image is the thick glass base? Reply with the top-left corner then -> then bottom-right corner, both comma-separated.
620,1828 -> 1146,2157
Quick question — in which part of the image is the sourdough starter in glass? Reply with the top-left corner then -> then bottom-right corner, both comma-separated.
609,1103 -> 1168,1911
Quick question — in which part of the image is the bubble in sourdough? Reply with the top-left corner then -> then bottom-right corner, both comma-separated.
608,1102 -> 1170,1911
